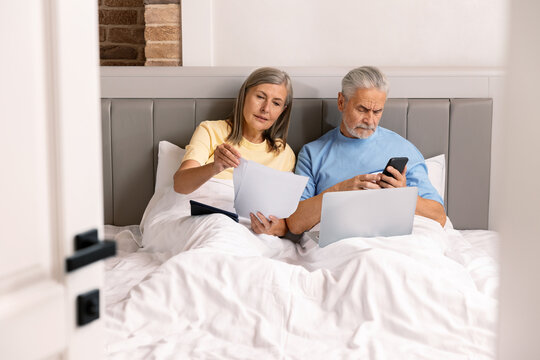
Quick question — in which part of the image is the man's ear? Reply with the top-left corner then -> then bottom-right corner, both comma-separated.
337,92 -> 346,111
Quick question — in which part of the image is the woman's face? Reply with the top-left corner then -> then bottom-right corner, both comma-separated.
242,83 -> 288,137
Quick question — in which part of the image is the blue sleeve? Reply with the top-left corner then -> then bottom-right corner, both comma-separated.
295,146 -> 317,200
407,161 -> 444,207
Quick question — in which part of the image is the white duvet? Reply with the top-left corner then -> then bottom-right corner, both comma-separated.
105,179 -> 499,360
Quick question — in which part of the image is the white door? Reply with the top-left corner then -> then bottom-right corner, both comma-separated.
0,1 -> 105,359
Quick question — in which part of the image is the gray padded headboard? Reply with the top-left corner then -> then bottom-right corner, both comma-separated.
101,98 -> 492,229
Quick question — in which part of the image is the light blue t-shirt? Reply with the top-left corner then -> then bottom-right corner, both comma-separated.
295,126 -> 444,206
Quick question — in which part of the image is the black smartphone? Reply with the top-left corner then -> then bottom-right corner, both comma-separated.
382,157 -> 408,178
190,200 -> 239,222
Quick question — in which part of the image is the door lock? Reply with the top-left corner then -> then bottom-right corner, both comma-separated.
77,289 -> 100,326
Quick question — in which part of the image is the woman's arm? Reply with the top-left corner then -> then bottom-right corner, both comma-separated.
174,143 -> 241,194
173,160 -> 217,194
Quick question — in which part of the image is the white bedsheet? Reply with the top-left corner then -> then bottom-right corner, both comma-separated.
104,179 -> 499,359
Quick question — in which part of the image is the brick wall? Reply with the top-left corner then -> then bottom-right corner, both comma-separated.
99,0 -> 146,66
144,0 -> 182,66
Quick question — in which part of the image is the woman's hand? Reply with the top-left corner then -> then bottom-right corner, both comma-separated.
379,165 -> 407,188
212,143 -> 242,174
250,212 -> 287,237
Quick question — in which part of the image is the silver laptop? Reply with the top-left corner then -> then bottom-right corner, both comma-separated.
315,187 -> 418,247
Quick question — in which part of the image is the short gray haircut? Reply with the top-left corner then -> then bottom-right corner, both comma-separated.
341,66 -> 389,99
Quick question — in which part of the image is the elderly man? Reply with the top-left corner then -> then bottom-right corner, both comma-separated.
250,66 -> 446,237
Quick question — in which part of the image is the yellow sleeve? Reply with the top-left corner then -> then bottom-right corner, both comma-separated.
182,120 -> 230,166
182,122 -> 214,165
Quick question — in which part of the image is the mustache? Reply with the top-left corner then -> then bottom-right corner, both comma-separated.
355,124 -> 375,131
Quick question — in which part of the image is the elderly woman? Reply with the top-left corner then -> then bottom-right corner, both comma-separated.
173,67 -> 295,233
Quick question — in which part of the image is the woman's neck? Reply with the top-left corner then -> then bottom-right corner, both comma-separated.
242,127 -> 264,144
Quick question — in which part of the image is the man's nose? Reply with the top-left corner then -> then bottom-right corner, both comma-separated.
363,111 -> 374,122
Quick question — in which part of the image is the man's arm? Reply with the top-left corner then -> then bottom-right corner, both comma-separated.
415,197 -> 446,227
286,173 -> 383,234
286,192 -> 447,235
286,193 -> 325,235
256,163 -> 447,235
381,165 -> 446,227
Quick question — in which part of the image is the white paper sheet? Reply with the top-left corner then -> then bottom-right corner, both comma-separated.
233,158 -> 308,219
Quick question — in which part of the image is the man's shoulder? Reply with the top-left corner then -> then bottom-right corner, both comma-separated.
377,127 -> 427,167
301,128 -> 338,151
377,126 -> 405,140
378,126 -> 419,148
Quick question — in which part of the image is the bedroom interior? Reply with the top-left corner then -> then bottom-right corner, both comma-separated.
100,66 -> 501,358
2,0 -> 540,359
98,0 -> 539,356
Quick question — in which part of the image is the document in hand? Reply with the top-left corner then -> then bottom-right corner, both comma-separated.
233,158 -> 309,219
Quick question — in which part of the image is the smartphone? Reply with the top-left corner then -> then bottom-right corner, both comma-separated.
382,157 -> 408,179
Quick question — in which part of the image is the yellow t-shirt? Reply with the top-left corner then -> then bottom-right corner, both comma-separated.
183,120 -> 296,179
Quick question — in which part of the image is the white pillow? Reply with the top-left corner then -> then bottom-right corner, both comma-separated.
140,141 -> 186,232
425,154 -> 445,199
154,140 -> 186,193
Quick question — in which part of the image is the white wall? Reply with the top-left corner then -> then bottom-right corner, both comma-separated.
182,0 -> 507,67
497,0 -> 540,358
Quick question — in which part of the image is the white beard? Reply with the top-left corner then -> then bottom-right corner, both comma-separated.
343,120 -> 375,139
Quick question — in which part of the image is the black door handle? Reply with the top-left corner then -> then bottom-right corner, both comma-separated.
65,229 -> 116,272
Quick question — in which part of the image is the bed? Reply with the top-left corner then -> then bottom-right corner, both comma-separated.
100,68 -> 499,359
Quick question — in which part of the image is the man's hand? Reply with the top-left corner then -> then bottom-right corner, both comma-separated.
331,173 -> 382,192
287,173 -> 391,235
250,212 -> 287,237
379,165 -> 407,188
212,143 -> 241,174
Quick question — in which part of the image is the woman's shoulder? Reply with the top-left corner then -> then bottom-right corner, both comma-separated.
268,140 -> 295,159
281,142 -> 295,155
198,119 -> 230,130
197,120 -> 231,137
279,142 -> 296,161
273,142 -> 296,172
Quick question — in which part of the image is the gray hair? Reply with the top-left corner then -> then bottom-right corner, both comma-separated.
341,66 -> 389,99
227,67 -> 293,153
